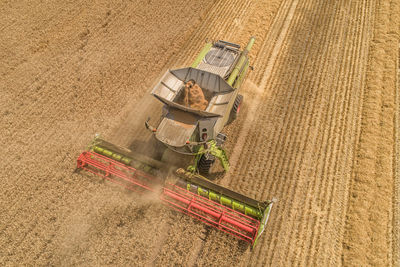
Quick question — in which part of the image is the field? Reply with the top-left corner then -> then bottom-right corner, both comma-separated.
1,0 -> 399,266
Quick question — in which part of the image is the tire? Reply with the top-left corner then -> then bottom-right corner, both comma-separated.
229,94 -> 243,123
198,153 -> 215,175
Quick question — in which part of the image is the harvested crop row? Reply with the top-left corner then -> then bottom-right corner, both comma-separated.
342,0 -> 400,266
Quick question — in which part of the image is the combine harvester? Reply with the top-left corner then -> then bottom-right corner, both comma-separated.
76,37 -> 275,247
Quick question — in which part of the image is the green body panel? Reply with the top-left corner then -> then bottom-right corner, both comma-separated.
252,202 -> 274,248
244,36 -> 256,52
176,168 -> 267,209
220,195 -> 232,207
88,137 -> 168,176
233,61 -> 249,89
191,42 -> 213,68
93,145 -> 133,165
189,140 -> 230,172
209,145 -> 229,171
227,37 -> 255,86
184,179 -> 263,219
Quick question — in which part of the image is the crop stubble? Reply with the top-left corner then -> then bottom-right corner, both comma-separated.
0,0 -> 398,266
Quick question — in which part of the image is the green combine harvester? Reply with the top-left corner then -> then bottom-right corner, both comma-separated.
76,37 -> 275,247
146,37 -> 255,174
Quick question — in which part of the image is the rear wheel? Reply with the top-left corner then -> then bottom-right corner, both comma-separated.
229,94 -> 243,123
198,153 -> 215,175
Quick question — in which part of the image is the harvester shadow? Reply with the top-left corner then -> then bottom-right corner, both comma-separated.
206,171 -> 226,181
128,138 -> 165,161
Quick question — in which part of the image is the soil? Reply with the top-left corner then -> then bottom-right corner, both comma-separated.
1,0 -> 399,266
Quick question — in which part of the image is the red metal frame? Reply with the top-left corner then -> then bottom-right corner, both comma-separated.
77,151 -> 156,193
161,184 -> 260,243
76,151 -> 260,244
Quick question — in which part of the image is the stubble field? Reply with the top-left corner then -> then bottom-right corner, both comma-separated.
1,0 -> 399,266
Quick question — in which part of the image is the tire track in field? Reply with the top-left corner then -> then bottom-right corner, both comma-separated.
250,0 -> 296,85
